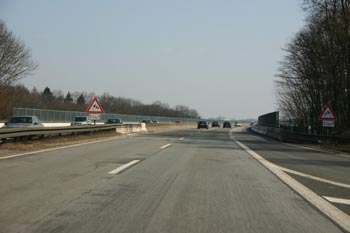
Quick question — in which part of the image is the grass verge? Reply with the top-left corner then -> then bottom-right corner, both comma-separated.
321,142 -> 350,153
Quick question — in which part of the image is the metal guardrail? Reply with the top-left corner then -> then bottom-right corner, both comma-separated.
251,126 -> 350,144
280,130 -> 350,144
0,124 -> 132,140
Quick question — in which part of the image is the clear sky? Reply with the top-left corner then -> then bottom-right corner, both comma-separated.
0,0 -> 304,119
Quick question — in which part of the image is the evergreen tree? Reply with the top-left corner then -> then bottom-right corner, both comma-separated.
77,94 -> 86,105
64,91 -> 73,103
41,87 -> 53,102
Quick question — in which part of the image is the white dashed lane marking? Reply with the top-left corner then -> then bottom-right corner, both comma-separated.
108,160 -> 140,175
160,144 -> 172,149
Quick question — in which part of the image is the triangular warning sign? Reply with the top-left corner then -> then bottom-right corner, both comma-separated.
319,104 -> 336,120
86,97 -> 105,114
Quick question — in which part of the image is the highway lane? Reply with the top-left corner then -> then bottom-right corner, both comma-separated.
0,128 -> 344,233
233,127 -> 350,215
0,134 -> 180,233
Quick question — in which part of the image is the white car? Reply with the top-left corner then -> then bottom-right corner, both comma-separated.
234,122 -> 242,127
71,116 -> 93,126
4,115 -> 44,128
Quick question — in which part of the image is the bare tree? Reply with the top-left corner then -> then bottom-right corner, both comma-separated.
0,20 -> 38,86
276,0 -> 350,133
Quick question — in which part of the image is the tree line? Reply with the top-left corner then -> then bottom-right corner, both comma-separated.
0,20 -> 200,120
276,0 -> 350,134
0,85 -> 200,120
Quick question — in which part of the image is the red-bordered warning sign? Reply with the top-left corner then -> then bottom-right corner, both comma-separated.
319,104 -> 336,120
86,97 -> 105,114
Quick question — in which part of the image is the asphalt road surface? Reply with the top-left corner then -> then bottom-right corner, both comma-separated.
0,127 -> 348,233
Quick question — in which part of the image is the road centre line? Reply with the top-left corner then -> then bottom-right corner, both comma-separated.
160,143 -> 172,149
108,160 -> 140,175
234,138 -> 350,232
0,136 -> 125,160
323,196 -> 350,205
179,137 -> 184,141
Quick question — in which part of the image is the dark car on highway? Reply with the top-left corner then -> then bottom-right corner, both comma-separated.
212,121 -> 220,128
105,118 -> 123,124
197,120 -> 209,129
223,121 -> 232,128
71,116 -> 93,126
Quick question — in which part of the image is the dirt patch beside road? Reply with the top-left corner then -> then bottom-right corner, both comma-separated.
0,130 -> 123,158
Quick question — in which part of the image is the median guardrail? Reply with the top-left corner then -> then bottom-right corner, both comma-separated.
0,124 -> 143,140
251,126 -> 350,144
0,122 -> 197,141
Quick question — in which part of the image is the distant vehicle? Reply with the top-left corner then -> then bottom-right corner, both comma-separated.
212,121 -> 220,128
4,115 -> 44,128
197,120 -> 209,129
105,118 -> 123,124
223,121 -> 232,128
142,119 -> 152,123
71,116 -> 93,126
175,120 -> 182,123
152,120 -> 160,123
234,122 -> 242,127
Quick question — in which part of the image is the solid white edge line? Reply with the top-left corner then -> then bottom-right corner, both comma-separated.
234,139 -> 350,232
323,196 -> 350,205
160,143 -> 172,149
0,136 -> 124,160
108,160 -> 140,175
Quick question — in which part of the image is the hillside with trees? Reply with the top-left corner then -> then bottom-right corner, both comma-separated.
0,84 -> 200,120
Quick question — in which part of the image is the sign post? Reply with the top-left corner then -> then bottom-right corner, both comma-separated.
319,104 -> 336,136
89,114 -> 101,121
86,97 -> 105,125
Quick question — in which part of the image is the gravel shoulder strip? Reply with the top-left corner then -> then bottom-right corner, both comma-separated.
0,131 -> 124,158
